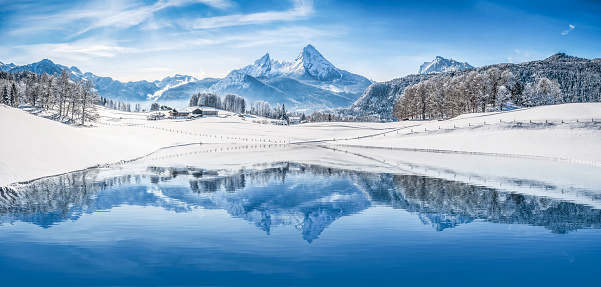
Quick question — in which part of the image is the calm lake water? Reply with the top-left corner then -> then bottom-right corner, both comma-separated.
1,160 -> 601,286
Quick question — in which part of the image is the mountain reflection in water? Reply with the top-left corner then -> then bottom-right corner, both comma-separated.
1,162 -> 600,240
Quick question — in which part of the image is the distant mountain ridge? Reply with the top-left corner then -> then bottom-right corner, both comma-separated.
346,53 -> 601,121
418,56 -> 473,74
0,61 -> 19,72
2,44 -> 373,111
1,59 -> 169,101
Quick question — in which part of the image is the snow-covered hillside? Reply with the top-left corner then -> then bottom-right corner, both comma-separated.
1,103 -> 600,188
418,56 -> 474,74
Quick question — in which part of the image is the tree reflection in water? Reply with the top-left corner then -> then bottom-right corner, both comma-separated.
1,162 -> 600,240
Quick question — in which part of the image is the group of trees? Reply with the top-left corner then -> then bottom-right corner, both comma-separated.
187,92 -> 373,123
189,92 -> 246,114
351,53 -> 599,122
1,70 -> 99,124
394,68 -> 562,120
189,92 -> 291,120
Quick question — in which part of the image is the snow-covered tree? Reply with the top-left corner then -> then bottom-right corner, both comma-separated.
524,77 -> 562,106
393,70 -> 563,121
79,80 -> 99,125
222,94 -> 246,113
249,100 -> 273,118
196,93 -> 222,109
0,70 -> 100,124
496,85 -> 511,111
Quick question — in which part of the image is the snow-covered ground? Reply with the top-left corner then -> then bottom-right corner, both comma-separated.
1,103 -> 600,187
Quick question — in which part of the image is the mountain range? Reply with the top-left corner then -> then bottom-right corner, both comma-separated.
1,45 -> 373,111
418,56 -> 474,74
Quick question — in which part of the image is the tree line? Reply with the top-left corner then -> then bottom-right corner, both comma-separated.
1,70 -> 99,124
393,68 -> 562,120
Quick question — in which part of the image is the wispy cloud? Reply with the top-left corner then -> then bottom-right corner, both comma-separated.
10,0 -> 234,37
184,0 -> 314,29
170,25 -> 346,50
562,24 -> 575,35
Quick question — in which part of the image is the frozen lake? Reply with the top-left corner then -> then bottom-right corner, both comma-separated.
1,146 -> 601,286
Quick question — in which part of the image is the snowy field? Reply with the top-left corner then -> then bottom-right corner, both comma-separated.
1,103 -> 600,187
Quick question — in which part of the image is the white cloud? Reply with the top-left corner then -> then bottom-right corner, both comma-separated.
15,41 -> 140,62
184,0 -> 314,29
562,24 -> 575,35
138,67 -> 177,72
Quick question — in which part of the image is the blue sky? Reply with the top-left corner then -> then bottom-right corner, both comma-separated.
0,0 -> 599,82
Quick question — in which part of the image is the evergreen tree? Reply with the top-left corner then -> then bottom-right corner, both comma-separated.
280,104 -> 287,120
511,79 -> 524,106
1,85 -> 8,105
10,82 -> 18,107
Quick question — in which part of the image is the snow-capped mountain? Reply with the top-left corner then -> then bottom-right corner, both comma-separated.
237,45 -> 343,81
237,53 -> 282,78
281,44 -> 343,81
210,44 -> 373,110
418,56 -> 474,74
235,44 -> 372,95
8,59 -> 72,76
